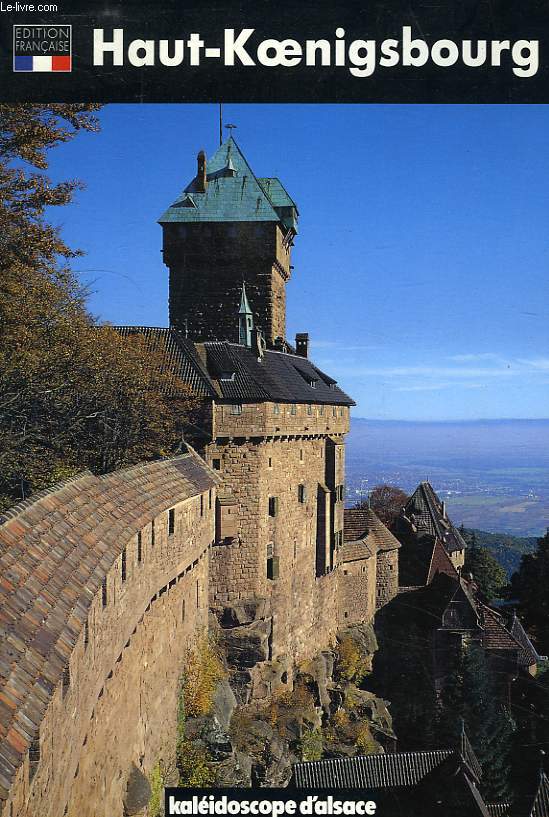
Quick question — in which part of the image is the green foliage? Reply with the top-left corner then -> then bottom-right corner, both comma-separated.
300,728 -> 323,762
464,545 -> 508,600
511,530 -> 549,654
177,739 -> 216,787
437,642 -> 514,801
148,762 -> 165,817
462,527 -> 537,577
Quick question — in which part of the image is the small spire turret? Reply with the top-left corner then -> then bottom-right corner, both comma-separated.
238,283 -> 254,347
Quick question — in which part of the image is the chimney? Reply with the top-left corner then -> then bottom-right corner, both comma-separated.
196,149 -> 207,192
295,332 -> 309,358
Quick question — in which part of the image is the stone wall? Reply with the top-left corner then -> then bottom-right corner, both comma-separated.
375,549 -> 399,610
208,433 -> 342,662
338,557 -> 377,627
0,454 -> 216,817
163,222 -> 291,345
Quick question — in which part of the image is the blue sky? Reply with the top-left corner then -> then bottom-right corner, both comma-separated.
47,104 -> 549,420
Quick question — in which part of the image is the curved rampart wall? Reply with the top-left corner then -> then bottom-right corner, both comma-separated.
0,453 -> 217,817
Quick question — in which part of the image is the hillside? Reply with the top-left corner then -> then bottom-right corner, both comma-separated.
462,527 -> 539,577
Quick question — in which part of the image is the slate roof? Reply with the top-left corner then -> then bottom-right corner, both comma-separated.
292,749 -> 453,789
110,328 -> 354,408
405,481 -> 467,553
159,137 -> 298,233
200,342 -> 354,406
110,326 -> 217,398
0,451 -> 217,802
341,508 -> 401,564
530,772 -> 549,817
510,612 -> 544,667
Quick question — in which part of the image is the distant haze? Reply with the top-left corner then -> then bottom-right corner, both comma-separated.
346,418 -> 549,537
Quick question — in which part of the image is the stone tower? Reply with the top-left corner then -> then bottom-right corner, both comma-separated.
159,137 -> 298,346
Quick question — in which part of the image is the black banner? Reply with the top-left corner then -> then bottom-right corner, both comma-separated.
0,0 -> 548,103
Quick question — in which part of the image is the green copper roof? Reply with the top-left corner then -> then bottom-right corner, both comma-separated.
158,137 -> 298,232
238,282 -> 252,315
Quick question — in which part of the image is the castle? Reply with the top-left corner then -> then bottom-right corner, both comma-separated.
0,137 -> 400,816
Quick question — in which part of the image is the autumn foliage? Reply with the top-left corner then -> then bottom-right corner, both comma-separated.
0,105 -> 197,512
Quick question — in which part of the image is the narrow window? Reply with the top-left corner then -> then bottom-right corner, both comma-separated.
101,576 -> 107,607
212,458 -> 221,470
268,496 -> 279,517
307,405 -> 313,416
319,405 -> 324,416
209,489 -> 212,510
273,403 -> 280,415
137,531 -> 142,563
151,519 -> 155,547
230,404 -> 242,415
290,404 -> 297,415
29,736 -> 40,763
300,449 -> 304,462
84,619 -> 89,648
200,494 -> 204,517
121,547 -> 127,582
182,599 -> 186,622
298,484 -> 307,504
333,406 -> 337,417
62,665 -> 70,697
168,508 -> 175,536
268,457 -> 272,468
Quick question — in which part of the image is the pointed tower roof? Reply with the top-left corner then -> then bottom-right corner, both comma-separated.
239,282 -> 252,315
159,136 -> 298,231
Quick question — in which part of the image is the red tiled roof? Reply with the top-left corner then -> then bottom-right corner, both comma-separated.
0,450 -> 217,801
343,508 -> 401,553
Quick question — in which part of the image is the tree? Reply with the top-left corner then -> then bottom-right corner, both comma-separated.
464,546 -> 508,601
511,530 -> 549,655
437,642 -> 514,801
0,105 -> 197,512
355,484 -> 408,530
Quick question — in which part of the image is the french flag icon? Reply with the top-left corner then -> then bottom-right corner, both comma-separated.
14,55 -> 71,72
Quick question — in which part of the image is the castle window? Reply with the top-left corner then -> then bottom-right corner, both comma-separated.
84,619 -> 89,648
29,736 -> 40,764
209,489 -> 212,510
268,496 -> 279,517
230,403 -> 242,415
267,542 -> 274,559
137,531 -> 142,563
182,599 -> 186,622
212,458 -> 221,470
168,508 -> 175,535
340,407 -> 344,416
29,735 -> 40,781
319,406 -> 324,416
200,495 -> 204,516
307,405 -> 313,415
273,404 -> 280,415
310,379 -> 317,389
290,404 -> 297,415
62,665 -> 71,697
298,484 -> 307,504
151,519 -> 155,547
300,449 -> 304,461
121,547 -> 127,581
332,406 -> 337,417
268,457 -> 272,468
101,576 -> 108,607
266,545 -> 279,580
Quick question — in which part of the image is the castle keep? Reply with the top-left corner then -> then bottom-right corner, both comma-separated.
0,137 -> 400,816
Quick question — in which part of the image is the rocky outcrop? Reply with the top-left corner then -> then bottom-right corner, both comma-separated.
181,614 -> 394,787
